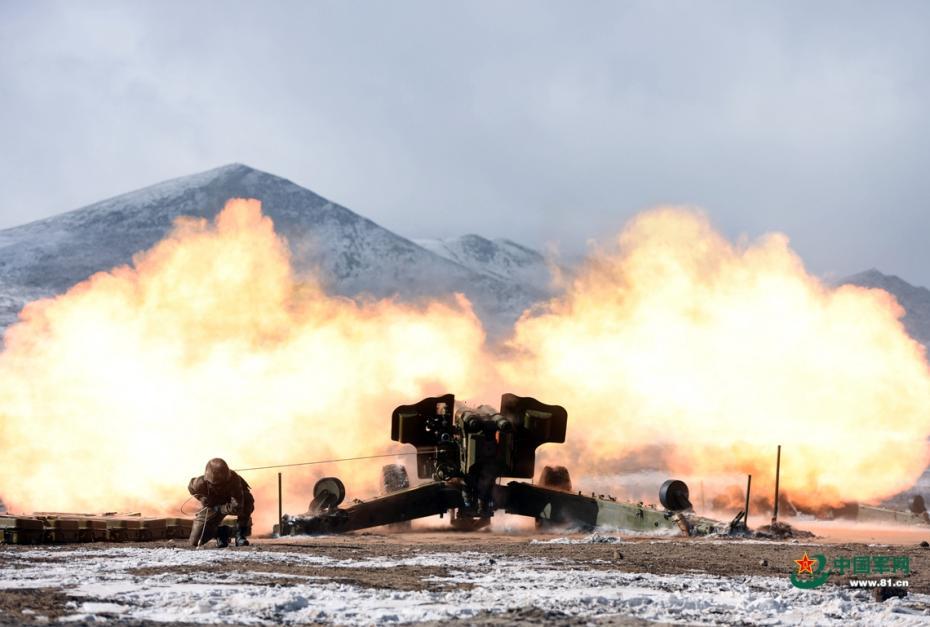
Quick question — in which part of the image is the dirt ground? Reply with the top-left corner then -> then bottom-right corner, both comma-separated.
3,524 -> 930,625
256,528 -> 930,591
5,527 -> 929,587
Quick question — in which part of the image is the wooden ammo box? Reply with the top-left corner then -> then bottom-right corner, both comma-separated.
0,515 -> 44,544
105,517 -> 143,542
165,517 -> 194,540
140,518 -> 168,541
40,517 -> 80,543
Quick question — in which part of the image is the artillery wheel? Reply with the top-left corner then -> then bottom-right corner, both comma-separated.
659,479 -> 692,512
309,477 -> 346,514
381,464 -> 412,531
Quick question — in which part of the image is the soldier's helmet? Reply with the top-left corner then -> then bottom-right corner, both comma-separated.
204,458 -> 231,485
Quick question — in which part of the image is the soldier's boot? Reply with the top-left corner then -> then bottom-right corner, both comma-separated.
215,525 -> 230,548
235,524 -> 250,547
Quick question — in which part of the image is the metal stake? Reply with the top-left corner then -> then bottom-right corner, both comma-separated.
772,444 -> 781,524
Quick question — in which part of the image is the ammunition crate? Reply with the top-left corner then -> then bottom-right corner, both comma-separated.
74,518 -> 109,542
0,516 -> 44,545
165,517 -> 194,540
40,518 -> 80,543
37,516 -> 109,542
105,517 -> 143,542
140,518 -> 168,541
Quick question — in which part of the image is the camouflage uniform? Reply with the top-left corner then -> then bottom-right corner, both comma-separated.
188,458 -> 254,547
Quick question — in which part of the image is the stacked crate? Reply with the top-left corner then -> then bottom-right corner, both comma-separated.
104,517 -> 143,541
140,518 -> 168,541
166,517 -> 194,539
33,515 -> 108,542
40,518 -> 81,543
0,513 -> 195,544
0,515 -> 44,544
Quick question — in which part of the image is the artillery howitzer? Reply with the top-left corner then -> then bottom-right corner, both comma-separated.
280,393 -> 728,536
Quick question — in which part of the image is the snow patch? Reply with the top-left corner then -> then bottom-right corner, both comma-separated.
2,546 -> 929,625
531,532 -> 624,544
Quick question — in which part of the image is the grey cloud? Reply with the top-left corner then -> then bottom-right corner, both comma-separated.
1,0 -> 929,283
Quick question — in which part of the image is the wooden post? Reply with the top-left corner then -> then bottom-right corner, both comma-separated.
744,474 -> 752,522
278,472 -> 283,537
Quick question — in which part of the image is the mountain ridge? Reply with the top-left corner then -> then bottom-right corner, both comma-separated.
2,164 -> 930,351
0,164 -> 547,337
414,233 -> 554,293
839,268 -> 930,348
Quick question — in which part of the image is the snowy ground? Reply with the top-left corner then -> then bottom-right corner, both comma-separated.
2,539 -> 929,625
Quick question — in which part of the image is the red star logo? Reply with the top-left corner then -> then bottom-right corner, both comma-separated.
795,552 -> 816,575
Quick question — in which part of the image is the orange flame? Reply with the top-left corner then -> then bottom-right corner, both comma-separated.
0,199 -> 487,525
0,201 -> 928,527
504,208 -> 930,507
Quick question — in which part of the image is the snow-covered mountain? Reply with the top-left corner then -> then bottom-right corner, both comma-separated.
414,234 -> 556,295
840,269 -> 930,349
3,164 -> 930,351
0,164 -> 549,339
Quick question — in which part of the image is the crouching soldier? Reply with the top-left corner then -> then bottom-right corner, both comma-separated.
188,458 -> 254,547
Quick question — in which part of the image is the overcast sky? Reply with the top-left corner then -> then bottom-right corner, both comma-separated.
1,1 -> 929,283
